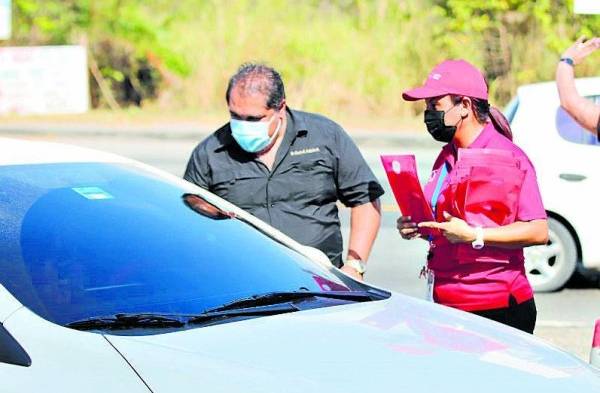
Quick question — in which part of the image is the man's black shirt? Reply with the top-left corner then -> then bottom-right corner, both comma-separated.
184,108 -> 384,266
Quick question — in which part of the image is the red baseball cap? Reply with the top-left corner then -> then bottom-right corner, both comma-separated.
402,59 -> 488,101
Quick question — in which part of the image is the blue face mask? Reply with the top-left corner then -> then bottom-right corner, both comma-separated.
230,113 -> 282,153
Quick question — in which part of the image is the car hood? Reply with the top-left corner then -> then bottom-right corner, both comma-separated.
106,294 -> 600,392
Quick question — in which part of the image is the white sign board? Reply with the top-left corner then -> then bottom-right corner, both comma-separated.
0,45 -> 89,115
0,0 -> 10,40
574,0 -> 600,14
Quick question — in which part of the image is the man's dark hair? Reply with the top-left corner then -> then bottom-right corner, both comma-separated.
225,63 -> 286,110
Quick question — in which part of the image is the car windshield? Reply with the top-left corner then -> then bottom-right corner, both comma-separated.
0,162 -> 359,326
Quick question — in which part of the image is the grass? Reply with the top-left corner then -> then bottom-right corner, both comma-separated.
150,0 -> 599,121
8,0 -> 600,129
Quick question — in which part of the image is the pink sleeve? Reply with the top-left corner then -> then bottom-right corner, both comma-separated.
515,156 -> 547,222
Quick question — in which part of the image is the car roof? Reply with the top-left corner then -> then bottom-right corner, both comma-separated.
517,77 -> 600,99
0,137 -> 132,166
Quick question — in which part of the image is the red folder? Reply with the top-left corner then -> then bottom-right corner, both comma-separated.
453,148 -> 525,227
449,148 -> 527,263
380,154 -> 438,236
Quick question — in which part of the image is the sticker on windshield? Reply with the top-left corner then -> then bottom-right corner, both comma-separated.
72,187 -> 114,200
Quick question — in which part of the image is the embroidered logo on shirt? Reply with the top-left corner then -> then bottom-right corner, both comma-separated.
290,147 -> 320,156
430,73 -> 442,80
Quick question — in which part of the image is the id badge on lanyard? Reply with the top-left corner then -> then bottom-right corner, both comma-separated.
419,266 -> 435,302
420,162 -> 447,302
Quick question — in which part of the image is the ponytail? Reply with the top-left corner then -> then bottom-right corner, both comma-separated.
467,96 -> 513,141
489,106 -> 513,141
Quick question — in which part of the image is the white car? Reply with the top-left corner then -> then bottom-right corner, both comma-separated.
1,137 -> 600,392
509,77 -> 600,292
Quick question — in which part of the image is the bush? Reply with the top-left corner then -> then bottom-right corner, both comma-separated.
4,0 -> 600,118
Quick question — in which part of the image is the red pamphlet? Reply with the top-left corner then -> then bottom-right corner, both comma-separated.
453,148 -> 525,227
380,154 -> 438,236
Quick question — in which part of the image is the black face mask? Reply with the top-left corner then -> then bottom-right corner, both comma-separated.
424,106 -> 460,143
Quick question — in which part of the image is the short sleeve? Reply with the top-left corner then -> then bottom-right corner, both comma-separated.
515,156 -> 547,222
334,127 -> 384,207
183,144 -> 211,189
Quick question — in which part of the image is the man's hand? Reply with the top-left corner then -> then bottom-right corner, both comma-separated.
418,212 -> 476,244
341,264 -> 364,281
562,36 -> 600,65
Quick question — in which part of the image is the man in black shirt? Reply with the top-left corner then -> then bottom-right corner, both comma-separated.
184,63 -> 384,280
556,36 -> 600,136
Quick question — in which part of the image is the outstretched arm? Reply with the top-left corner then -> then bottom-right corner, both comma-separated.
556,37 -> 600,133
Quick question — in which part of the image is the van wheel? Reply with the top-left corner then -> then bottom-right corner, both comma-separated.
524,217 -> 578,292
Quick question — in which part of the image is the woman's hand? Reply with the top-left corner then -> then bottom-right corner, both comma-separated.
562,36 -> 600,65
397,216 -> 422,240
419,212 -> 476,244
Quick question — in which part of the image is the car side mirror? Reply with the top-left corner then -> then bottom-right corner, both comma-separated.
0,324 -> 31,367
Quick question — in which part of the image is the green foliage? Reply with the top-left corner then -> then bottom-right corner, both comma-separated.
7,0 -> 191,107
3,0 -> 599,116
436,0 -> 600,103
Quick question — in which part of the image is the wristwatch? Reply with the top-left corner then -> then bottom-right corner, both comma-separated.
345,259 -> 367,275
559,57 -> 574,67
472,226 -> 484,250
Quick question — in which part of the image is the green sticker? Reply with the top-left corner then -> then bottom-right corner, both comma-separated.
72,187 -> 114,200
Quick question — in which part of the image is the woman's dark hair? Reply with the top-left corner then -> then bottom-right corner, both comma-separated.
225,63 -> 286,110
452,95 -> 513,141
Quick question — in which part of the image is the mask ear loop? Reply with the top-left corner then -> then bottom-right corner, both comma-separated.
272,116 -> 282,137
261,116 -> 283,153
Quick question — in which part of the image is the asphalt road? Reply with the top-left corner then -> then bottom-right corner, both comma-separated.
12,132 -> 600,361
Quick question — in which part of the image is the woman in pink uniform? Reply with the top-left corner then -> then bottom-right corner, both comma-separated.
397,60 -> 548,333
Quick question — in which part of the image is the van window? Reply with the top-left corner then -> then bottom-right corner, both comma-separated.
504,97 -> 519,124
556,95 -> 600,146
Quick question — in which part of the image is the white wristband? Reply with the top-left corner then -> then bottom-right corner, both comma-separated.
472,227 -> 484,250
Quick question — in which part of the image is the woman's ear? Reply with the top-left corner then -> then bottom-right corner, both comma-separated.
460,97 -> 471,119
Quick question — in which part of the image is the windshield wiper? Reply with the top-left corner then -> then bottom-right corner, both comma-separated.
188,303 -> 300,326
187,290 -> 384,326
199,290 -> 384,314
65,313 -> 188,331
66,291 -> 388,330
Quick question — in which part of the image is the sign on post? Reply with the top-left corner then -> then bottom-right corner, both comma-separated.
0,0 -> 10,40
574,0 -> 600,14
0,45 -> 90,115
